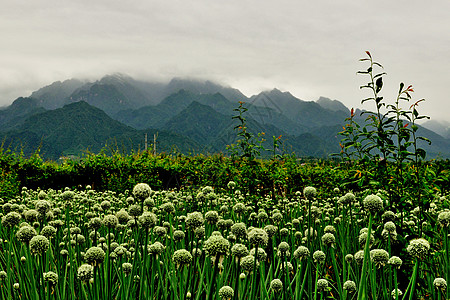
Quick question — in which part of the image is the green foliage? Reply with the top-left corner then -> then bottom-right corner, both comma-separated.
337,51 -> 434,217
227,102 -> 265,161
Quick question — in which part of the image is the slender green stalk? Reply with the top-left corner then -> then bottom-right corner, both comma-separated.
313,264 -> 319,300
330,247 -> 343,298
407,260 -> 420,300
250,245 -> 260,300
206,256 -> 219,300
357,214 -> 373,300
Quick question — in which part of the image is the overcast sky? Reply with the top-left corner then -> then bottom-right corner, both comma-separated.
1,0 -> 449,121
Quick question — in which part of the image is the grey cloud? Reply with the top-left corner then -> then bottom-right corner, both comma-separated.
0,0 -> 449,120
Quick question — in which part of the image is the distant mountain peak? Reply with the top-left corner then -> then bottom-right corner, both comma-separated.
99,73 -> 135,84
316,97 -> 349,113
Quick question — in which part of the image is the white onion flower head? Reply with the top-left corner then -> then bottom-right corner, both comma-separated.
29,235 -> 50,255
270,279 -> 283,293
85,246 -> 106,266
433,277 -> 447,291
303,186 -> 317,200
43,271 -> 58,286
317,279 -> 329,292
343,280 -> 356,293
240,255 -> 258,273
172,249 -> 193,268
321,233 -> 336,247
77,264 -> 94,282
16,226 -> 37,243
294,246 -> 310,261
103,214 -> 118,229
186,212 -> 204,229
363,194 -> 383,214
250,247 -> 267,262
218,286 -> 234,300
384,221 -> 396,233
132,183 -> 152,201
388,256 -> 402,269
370,249 -> 389,268
391,289 -> 403,299
231,243 -> 249,258
203,234 -> 230,260
231,222 -> 247,239
406,238 -> 430,260
122,262 -> 133,275
313,250 -> 326,264
138,212 -> 157,229
248,228 -> 269,248
437,211 -> 450,227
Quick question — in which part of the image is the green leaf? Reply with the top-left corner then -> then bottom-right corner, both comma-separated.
417,136 -> 432,145
375,77 -> 383,93
399,82 -> 404,93
373,62 -> 384,68
416,148 -> 426,160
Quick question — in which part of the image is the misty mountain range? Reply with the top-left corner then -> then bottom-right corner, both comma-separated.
0,73 -> 449,160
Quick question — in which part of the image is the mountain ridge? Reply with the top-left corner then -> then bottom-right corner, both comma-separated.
0,73 -> 448,160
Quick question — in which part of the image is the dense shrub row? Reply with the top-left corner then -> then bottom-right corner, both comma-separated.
1,147 -> 449,203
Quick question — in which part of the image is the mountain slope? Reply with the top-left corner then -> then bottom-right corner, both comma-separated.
30,79 -> 86,109
316,97 -> 350,113
250,89 -> 348,128
115,90 -> 236,130
0,101 -> 201,159
422,120 -> 450,139
162,101 -> 233,147
0,97 -> 46,130
164,78 -> 247,103
67,84 -> 135,116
